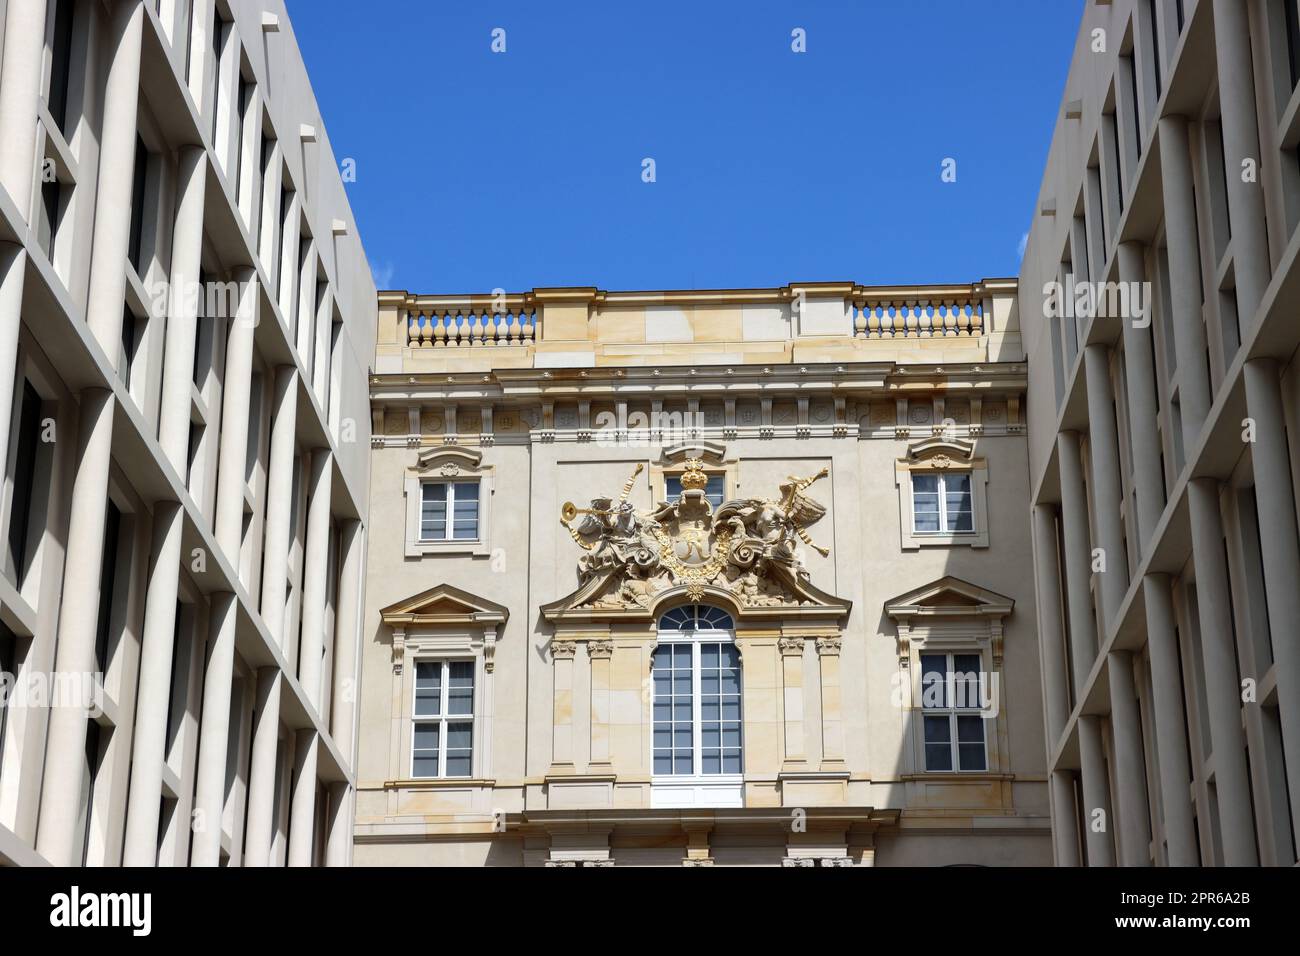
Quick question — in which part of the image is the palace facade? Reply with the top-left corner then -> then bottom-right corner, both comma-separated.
356,282 -> 1051,866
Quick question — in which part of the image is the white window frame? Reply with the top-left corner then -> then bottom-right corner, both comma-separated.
649,606 -> 744,809
410,658 -> 476,779
402,448 -> 494,557
895,440 -> 990,550
919,651 -> 989,773
418,479 -> 481,543
910,472 -> 974,535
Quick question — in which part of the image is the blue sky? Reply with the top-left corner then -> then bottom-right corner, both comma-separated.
286,0 -> 1084,293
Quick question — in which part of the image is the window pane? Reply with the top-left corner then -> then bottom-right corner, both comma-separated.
923,715 -> 951,744
703,753 -> 721,774
701,672 -> 719,695
451,483 -> 479,539
913,474 -> 940,494
953,655 -> 982,709
701,644 -> 719,668
454,481 -> 479,501
925,743 -> 953,771
958,743 -> 987,772
921,655 -> 947,709
705,475 -> 724,508
957,715 -> 985,745
414,662 -> 441,716
654,754 -> 673,774
412,722 -> 439,778
421,484 -> 447,539
914,511 -> 941,533
913,475 -> 941,532
445,753 -> 472,777
673,755 -> 692,775
447,661 -> 474,714
413,723 -> 440,749
666,476 -> 682,499
702,726 -> 720,749
445,721 -> 473,750
722,751 -> 742,773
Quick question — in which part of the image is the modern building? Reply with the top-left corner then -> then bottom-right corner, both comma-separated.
355,281 -> 1051,866
1022,0 -> 1300,866
0,0 -> 375,865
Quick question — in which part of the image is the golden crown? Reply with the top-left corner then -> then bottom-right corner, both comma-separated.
679,457 -> 709,491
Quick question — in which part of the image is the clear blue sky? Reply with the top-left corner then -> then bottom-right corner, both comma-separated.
286,0 -> 1084,293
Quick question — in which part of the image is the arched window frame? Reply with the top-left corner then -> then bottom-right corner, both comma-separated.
650,605 -> 744,808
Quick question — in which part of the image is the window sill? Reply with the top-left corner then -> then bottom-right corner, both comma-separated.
386,777 -> 495,790
902,771 -> 1013,782
405,538 -> 486,558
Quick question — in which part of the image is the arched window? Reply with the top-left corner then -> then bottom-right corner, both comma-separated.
652,605 -> 742,778
658,604 -> 734,632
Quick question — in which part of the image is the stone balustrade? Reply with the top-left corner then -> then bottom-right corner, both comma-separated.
851,286 -> 985,339
375,280 -> 1020,374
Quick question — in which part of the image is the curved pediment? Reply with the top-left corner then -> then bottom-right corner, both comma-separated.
409,444 -> 483,476
542,578 -> 850,625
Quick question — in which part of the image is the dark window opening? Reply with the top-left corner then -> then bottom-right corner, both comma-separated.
7,382 -> 43,586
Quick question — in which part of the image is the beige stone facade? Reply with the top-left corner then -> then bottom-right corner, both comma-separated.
356,281 -> 1051,866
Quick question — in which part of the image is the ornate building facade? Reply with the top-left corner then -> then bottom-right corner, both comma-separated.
356,282 -> 1051,866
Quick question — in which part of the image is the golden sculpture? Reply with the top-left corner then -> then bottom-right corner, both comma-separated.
558,461 -> 832,607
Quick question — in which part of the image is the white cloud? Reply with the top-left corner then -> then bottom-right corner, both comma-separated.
372,261 -> 396,289
1016,232 -> 1029,261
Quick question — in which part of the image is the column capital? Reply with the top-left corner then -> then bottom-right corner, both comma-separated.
778,636 -> 805,656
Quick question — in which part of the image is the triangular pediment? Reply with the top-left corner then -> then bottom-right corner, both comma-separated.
380,583 -> 508,627
884,576 -> 1013,622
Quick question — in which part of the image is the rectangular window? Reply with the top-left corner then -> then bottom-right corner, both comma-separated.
666,474 -> 724,508
411,660 -> 474,778
652,641 -> 742,776
128,135 -> 148,274
419,481 -> 479,541
920,652 -> 988,772
47,0 -> 77,135
37,176 -> 63,258
0,622 -> 16,774
120,305 -> 139,385
6,381 -> 43,586
94,502 -> 122,676
911,473 -> 973,534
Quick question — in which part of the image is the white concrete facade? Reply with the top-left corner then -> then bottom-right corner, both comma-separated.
1023,0 -> 1300,866
0,0 -> 374,866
